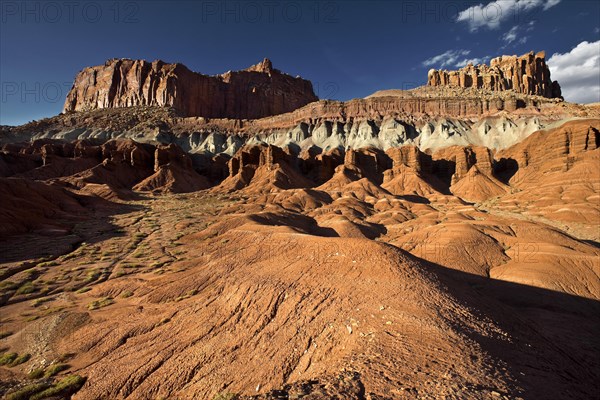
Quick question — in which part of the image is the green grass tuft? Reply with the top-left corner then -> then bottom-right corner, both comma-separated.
15,282 -> 36,295
84,269 -> 101,283
0,352 -> 30,366
6,383 -> 49,400
0,352 -> 17,365
44,363 -> 69,377
10,353 -> 31,366
88,297 -> 114,310
31,375 -> 86,400
28,368 -> 45,379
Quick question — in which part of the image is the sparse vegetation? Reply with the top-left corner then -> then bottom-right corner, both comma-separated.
44,363 -> 69,377
213,392 -> 239,400
76,286 -> 92,294
61,252 -> 79,261
0,352 -> 17,365
15,281 -> 37,295
36,261 -> 58,268
37,306 -> 65,317
0,352 -> 30,366
31,297 -> 53,307
121,290 -> 134,298
85,269 -> 101,283
6,383 -> 49,400
12,353 -> 30,366
0,281 -> 19,293
151,261 -> 167,269
30,375 -> 86,400
28,368 -> 45,379
88,297 -> 114,310
122,263 -> 143,269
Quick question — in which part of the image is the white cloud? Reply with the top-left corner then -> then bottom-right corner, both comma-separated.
422,49 -> 471,68
547,40 -> 600,103
502,26 -> 520,43
456,0 -> 560,32
543,0 -> 561,9
455,56 -> 491,67
501,21 -> 534,48
423,50 -> 490,69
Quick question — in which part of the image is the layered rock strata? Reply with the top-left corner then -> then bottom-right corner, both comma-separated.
63,58 -> 318,119
427,51 -> 561,98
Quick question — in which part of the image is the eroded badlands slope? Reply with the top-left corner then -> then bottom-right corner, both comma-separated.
0,119 -> 599,399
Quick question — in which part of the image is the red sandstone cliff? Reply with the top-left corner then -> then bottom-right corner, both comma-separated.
427,51 -> 561,99
63,58 -> 318,119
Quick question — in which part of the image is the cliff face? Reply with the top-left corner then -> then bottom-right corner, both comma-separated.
427,51 -> 562,98
63,58 -> 318,119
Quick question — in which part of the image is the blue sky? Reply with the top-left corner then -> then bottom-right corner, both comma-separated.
1,0 -> 599,125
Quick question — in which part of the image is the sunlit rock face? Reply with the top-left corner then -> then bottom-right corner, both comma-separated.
427,51 -> 562,99
63,58 -> 318,119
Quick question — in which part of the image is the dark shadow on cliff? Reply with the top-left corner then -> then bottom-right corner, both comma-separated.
404,251 -> 600,399
431,158 -> 456,190
398,194 -> 431,204
0,197 -> 145,265
494,157 -> 520,184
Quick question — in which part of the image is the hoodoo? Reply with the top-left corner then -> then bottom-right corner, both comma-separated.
427,51 -> 562,98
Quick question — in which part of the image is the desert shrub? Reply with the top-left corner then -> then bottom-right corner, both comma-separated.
0,352 -> 17,365
37,261 -> 58,268
88,297 -> 114,310
0,352 -> 29,366
15,282 -> 36,295
10,353 -> 30,366
31,297 -> 53,307
44,364 -> 69,378
30,375 -> 86,400
28,368 -> 45,379
151,261 -> 166,269
6,383 -> 49,400
84,269 -> 101,283
44,363 -> 69,377
0,281 -> 18,291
